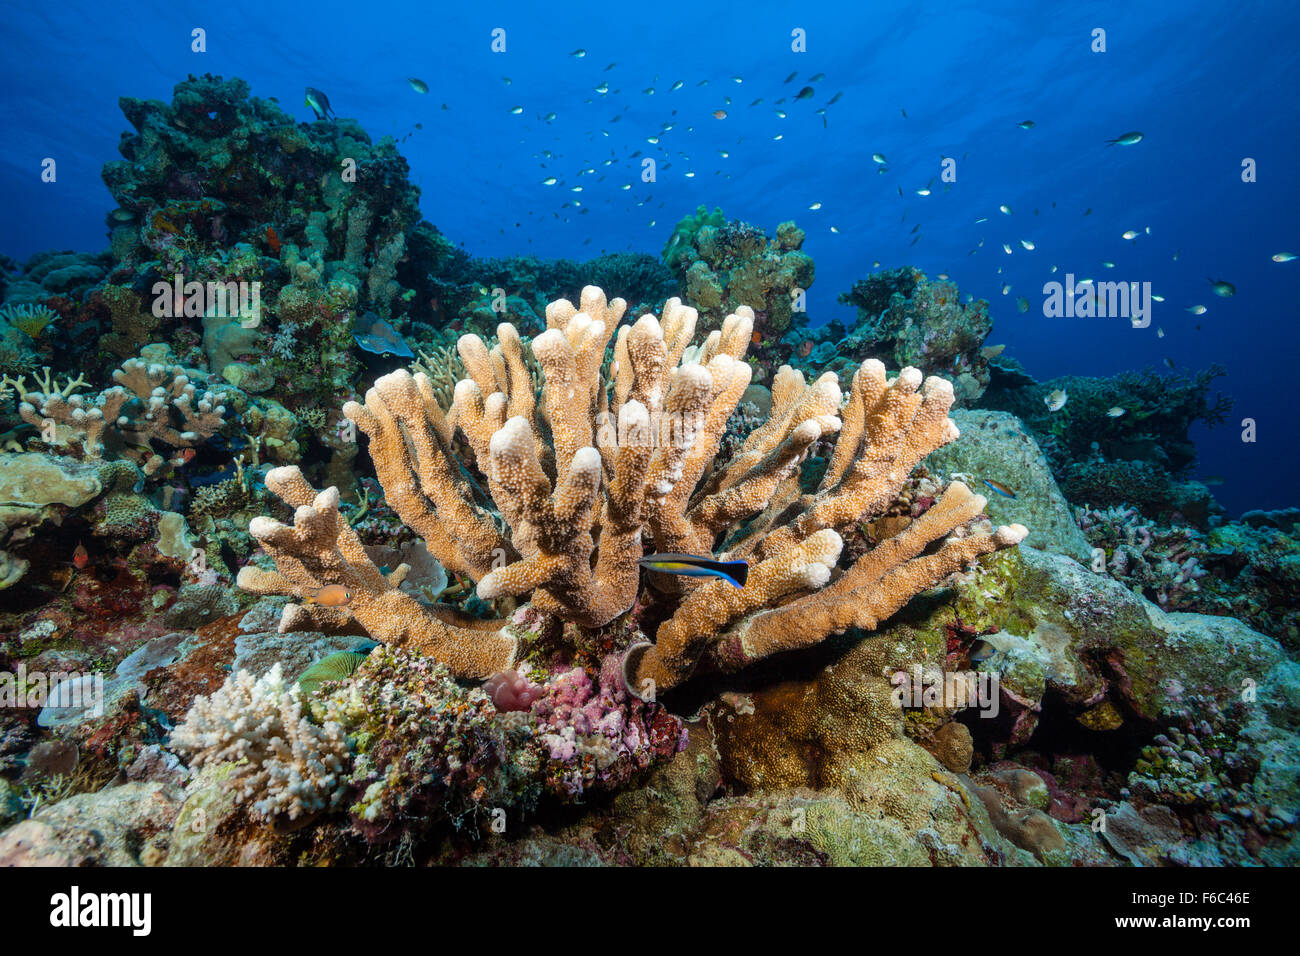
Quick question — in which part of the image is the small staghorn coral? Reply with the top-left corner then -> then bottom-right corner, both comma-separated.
238,286 -> 1026,698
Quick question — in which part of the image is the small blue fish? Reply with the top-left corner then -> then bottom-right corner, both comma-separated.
982,478 -> 1017,499
639,553 -> 749,588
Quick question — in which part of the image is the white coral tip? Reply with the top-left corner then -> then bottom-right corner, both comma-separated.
530,328 -> 567,358
896,367 -> 924,389
265,465 -> 301,484
802,563 -> 833,588
998,524 -> 1030,546
476,570 -> 502,600
249,516 -> 283,538
570,446 -> 601,475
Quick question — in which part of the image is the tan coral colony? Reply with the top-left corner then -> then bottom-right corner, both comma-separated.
238,286 -> 1026,693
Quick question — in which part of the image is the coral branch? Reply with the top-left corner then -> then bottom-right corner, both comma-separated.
239,466 -> 516,678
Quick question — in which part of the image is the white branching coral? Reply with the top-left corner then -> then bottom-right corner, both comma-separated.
169,664 -> 350,820
6,355 -> 227,469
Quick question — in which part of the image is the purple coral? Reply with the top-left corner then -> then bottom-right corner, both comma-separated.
1076,504 -> 1208,609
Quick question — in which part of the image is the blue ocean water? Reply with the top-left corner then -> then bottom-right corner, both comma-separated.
1,0 -> 1296,515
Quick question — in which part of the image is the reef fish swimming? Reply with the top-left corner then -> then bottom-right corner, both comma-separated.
982,478 -> 1016,499
639,553 -> 749,588
304,87 -> 335,120
1106,130 -> 1143,146
302,584 -> 352,607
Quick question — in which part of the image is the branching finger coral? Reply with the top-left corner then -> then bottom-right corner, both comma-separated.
237,466 -> 517,679
7,356 -> 228,469
241,285 -> 1026,699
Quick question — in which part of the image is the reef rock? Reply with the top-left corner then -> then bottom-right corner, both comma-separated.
927,409 -> 1093,563
710,540 -> 1295,821
949,544 -> 1297,747
0,782 -> 182,866
685,739 -> 1033,866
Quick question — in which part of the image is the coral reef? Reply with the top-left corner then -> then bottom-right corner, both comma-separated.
662,207 -> 814,376
170,642 -> 684,843
837,267 -> 994,404
1077,503 -> 1300,648
983,363 -> 1232,519
0,67 -> 1293,872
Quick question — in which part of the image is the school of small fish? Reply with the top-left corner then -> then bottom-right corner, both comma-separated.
317,43 -> 1274,390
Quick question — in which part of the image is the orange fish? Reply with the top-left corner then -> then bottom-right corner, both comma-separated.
302,584 -> 352,607
72,542 -> 89,570
798,340 -> 813,358
265,226 -> 281,255
751,330 -> 763,346
713,109 -> 727,119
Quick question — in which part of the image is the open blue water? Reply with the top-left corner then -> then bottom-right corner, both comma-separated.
2,0 -> 1297,515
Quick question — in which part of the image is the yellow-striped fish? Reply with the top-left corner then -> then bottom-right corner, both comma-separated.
639,553 -> 749,588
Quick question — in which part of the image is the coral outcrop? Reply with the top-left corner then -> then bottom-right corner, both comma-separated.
169,663 -> 350,820
662,207 -> 815,374
837,267 -> 994,404
7,357 -> 227,471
